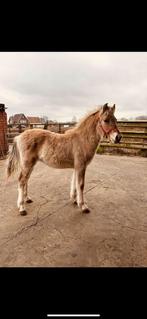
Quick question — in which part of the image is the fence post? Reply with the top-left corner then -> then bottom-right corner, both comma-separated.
44,121 -> 48,130
18,124 -> 21,133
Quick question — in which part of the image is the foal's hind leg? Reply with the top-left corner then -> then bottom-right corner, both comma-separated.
70,170 -> 77,204
17,171 -> 27,215
17,165 -> 34,215
24,168 -> 33,203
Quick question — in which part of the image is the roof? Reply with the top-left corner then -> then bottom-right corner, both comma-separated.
9,114 -> 28,123
27,116 -> 42,124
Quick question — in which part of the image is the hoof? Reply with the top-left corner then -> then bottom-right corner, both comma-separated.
26,199 -> 33,203
82,207 -> 90,214
20,210 -> 27,216
70,198 -> 77,205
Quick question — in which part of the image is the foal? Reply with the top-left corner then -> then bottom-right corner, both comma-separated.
7,103 -> 121,215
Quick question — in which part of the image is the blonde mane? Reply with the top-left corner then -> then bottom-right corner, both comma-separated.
65,106 -> 102,135
76,106 -> 101,127
74,106 -> 102,133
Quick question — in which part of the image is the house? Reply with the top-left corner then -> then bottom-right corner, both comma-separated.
9,114 -> 44,126
27,116 -> 44,128
27,117 -> 42,124
9,114 -> 28,126
8,114 -> 52,129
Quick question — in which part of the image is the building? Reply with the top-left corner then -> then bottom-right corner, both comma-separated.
0,104 -> 8,157
8,114 -> 43,127
27,116 -> 43,128
9,114 -> 28,126
27,116 -> 42,124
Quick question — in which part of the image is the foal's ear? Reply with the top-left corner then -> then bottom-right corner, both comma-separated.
102,103 -> 109,114
112,104 -> 115,113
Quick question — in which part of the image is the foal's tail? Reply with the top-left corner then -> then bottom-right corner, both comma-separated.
7,138 -> 20,178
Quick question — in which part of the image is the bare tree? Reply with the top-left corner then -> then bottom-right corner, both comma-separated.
71,115 -> 77,123
135,115 -> 147,120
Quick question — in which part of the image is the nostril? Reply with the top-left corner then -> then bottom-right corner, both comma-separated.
117,134 -> 122,143
119,134 -> 122,142
115,134 -> 121,143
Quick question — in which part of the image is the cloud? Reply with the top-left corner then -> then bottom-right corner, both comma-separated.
0,52 -> 147,121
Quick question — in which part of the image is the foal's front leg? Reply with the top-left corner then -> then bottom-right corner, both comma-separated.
70,170 -> 77,204
76,168 -> 90,213
24,183 -> 33,203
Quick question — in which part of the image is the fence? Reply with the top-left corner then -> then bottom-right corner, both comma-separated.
7,122 -> 76,144
7,120 -> 147,157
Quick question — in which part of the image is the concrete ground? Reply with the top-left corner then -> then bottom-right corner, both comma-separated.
0,154 -> 147,267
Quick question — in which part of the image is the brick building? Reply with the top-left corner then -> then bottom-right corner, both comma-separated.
0,104 -> 8,157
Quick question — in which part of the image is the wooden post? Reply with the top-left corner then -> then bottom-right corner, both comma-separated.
18,124 -> 21,133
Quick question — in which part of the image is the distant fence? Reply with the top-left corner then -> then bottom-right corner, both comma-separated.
7,121 -> 147,157
7,122 -> 76,144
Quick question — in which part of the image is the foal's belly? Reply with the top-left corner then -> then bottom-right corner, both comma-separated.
38,146 -> 74,168
40,157 -> 74,169
49,161 -> 74,169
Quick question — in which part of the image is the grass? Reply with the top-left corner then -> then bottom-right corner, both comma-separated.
96,145 -> 105,154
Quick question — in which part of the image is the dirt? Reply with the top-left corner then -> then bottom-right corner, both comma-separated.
0,154 -> 147,266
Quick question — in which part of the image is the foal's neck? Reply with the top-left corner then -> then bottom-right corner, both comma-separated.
77,114 -> 101,150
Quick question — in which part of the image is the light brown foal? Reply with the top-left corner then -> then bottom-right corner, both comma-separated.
7,103 -> 121,215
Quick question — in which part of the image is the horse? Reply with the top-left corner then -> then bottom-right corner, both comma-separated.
7,103 -> 121,216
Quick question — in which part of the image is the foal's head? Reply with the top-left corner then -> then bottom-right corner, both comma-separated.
97,103 -> 122,143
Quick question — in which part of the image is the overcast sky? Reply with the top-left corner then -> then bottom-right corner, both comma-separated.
0,52 -> 147,121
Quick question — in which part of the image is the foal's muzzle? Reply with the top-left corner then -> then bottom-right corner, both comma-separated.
115,133 -> 122,143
